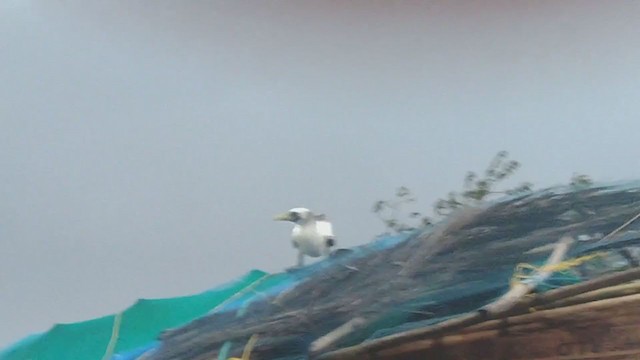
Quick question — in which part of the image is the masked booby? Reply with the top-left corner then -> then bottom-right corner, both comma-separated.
274,208 -> 336,267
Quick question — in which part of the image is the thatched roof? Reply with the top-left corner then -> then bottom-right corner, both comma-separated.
147,182 -> 640,360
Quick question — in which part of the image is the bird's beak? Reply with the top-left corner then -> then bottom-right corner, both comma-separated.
273,212 -> 292,221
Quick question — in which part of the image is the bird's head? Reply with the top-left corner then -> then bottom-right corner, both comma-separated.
273,208 -> 313,224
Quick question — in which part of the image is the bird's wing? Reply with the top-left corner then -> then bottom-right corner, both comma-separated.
314,214 -> 327,221
291,225 -> 302,247
315,220 -> 334,238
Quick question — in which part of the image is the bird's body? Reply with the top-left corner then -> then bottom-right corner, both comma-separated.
291,219 -> 334,257
274,208 -> 336,267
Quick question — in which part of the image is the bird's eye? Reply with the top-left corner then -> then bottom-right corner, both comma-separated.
290,212 -> 300,222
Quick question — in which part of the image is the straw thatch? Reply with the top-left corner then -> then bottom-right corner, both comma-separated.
148,183 -> 640,360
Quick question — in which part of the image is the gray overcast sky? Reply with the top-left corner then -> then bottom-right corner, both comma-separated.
2,0 -> 640,348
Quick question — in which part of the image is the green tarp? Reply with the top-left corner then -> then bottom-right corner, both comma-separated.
1,270 -> 268,360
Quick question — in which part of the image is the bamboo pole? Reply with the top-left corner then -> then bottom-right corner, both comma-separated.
457,281 -> 640,335
309,317 -> 367,354
528,267 -> 640,307
321,293 -> 640,360
379,292 -> 640,359
533,280 -> 640,310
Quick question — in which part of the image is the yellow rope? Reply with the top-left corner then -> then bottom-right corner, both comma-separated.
508,209 -> 640,303
228,335 -> 259,360
510,252 -> 606,288
101,312 -> 123,360
208,273 -> 272,316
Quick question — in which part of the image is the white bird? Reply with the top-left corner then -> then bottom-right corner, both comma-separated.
274,207 -> 336,267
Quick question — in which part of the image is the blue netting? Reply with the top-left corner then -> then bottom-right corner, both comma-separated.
111,342 -> 158,360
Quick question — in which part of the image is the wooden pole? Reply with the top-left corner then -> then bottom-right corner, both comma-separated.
309,317 -> 367,354
529,267 -> 640,307
320,293 -> 640,360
